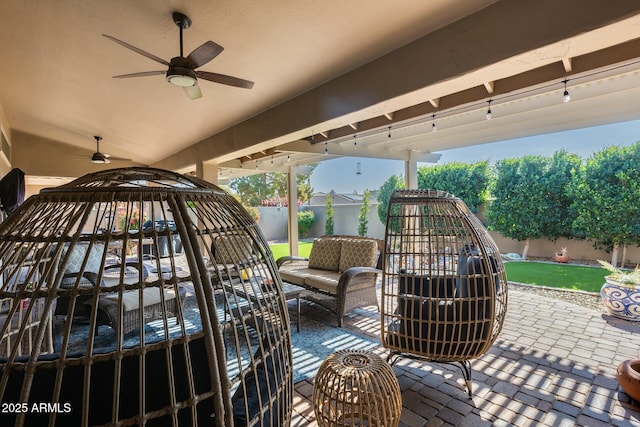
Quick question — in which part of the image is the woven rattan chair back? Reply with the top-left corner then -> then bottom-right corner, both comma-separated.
381,189 -> 508,396
0,167 -> 293,426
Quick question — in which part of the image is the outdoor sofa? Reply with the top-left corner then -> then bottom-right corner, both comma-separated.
276,235 -> 383,326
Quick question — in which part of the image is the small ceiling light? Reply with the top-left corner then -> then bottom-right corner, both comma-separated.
324,142 -> 328,155
287,155 -> 291,162
431,114 -> 437,132
388,126 -> 392,140
255,160 -> 258,169
485,100 -> 493,120
353,135 -> 358,149
270,156 -> 274,165
562,79 -> 571,103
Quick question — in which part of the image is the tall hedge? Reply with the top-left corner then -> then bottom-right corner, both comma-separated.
570,142 -> 640,265
487,151 -> 579,258
418,161 -> 490,213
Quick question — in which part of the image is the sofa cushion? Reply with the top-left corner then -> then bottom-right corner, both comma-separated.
339,239 -> 378,272
308,238 -> 342,271
304,271 -> 341,294
278,268 -> 309,286
105,287 -> 177,312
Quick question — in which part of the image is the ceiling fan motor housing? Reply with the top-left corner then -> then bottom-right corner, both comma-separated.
167,57 -> 197,86
91,152 -> 109,164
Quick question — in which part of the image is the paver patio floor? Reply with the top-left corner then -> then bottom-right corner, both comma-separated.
291,289 -> 640,426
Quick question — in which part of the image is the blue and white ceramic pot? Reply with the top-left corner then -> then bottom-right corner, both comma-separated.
601,276 -> 640,322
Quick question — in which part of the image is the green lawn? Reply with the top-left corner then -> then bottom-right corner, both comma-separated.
269,243 -> 608,293
504,261 -> 608,293
269,241 -> 313,261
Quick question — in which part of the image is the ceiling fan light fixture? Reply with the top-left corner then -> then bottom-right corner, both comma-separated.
166,66 -> 197,87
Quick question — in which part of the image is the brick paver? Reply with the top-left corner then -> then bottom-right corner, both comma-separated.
293,289 -> 640,426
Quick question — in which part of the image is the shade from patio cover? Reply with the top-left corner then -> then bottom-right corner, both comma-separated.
381,189 -> 508,397
0,167 -> 293,426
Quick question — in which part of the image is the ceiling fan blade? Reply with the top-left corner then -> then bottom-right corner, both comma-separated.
183,84 -> 202,100
113,71 -> 166,79
103,34 -> 170,66
196,71 -> 254,89
187,41 -> 224,68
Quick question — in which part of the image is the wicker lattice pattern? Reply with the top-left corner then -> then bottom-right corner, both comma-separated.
313,349 -> 402,427
0,167 -> 293,426
380,189 -> 508,396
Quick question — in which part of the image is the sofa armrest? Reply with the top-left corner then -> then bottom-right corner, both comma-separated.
325,267 -> 381,327
276,256 -> 309,268
338,267 -> 381,287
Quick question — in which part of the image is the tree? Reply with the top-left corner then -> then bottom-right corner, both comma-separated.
358,190 -> 371,236
418,161 -> 490,213
228,164 -> 317,206
325,194 -> 334,235
570,143 -> 640,266
377,175 -> 405,228
228,174 -> 274,207
297,210 -> 316,238
487,151 -> 579,259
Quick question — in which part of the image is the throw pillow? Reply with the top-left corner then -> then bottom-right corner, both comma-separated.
214,234 -> 254,264
339,239 -> 378,272
308,238 -> 342,271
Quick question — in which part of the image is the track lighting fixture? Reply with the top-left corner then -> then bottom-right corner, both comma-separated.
388,126 -> 391,140
485,100 -> 492,120
431,114 -> 437,132
354,134 -> 357,149
562,79 -> 571,103
324,142 -> 328,155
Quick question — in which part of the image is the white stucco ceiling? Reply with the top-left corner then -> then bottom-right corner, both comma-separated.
1,0 -> 640,182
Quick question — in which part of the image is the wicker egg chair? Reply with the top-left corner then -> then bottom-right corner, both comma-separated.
380,189 -> 508,397
0,167 -> 293,426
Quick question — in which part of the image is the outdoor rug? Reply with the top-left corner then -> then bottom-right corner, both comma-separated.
55,298 -> 378,384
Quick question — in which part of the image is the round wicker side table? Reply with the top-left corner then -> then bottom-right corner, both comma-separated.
313,349 -> 402,427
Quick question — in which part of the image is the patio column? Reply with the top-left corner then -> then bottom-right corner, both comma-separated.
195,161 -> 219,185
405,153 -> 418,189
287,166 -> 299,256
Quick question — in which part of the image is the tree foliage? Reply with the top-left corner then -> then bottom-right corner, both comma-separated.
417,161 -> 490,213
570,143 -> 640,253
377,175 -> 405,228
487,151 -> 580,244
358,190 -> 371,236
325,194 -> 334,236
228,164 -> 317,206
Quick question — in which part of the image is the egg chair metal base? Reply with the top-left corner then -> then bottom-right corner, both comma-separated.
387,351 -> 473,398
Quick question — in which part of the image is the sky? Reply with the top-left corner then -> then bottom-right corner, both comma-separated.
309,119 -> 640,194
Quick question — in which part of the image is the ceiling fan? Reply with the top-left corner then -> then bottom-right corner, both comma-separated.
103,12 -> 254,99
90,136 -> 130,164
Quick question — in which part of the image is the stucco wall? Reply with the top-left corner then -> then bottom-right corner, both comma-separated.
489,232 -> 640,265
257,205 -> 640,264
257,203 -> 385,241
